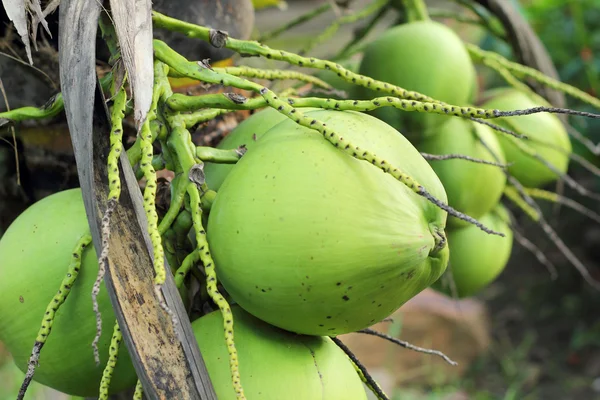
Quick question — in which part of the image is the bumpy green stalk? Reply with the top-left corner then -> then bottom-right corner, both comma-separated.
187,184 -> 245,399
17,234 -> 92,400
258,2 -> 332,42
98,322 -> 123,400
92,83 -> 128,364
174,251 -> 200,289
137,62 -> 179,328
158,174 -> 189,235
0,74 -> 113,124
167,93 -> 265,112
482,57 -> 532,94
154,39 -> 501,235
164,96 -> 245,397
133,380 -> 143,400
150,14 -> 444,103
403,0 -> 430,22
299,0 -> 390,56
467,43 -> 600,110
180,108 -> 229,129
215,66 -> 333,89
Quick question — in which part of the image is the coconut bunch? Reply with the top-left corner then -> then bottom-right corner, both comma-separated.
0,0 -> 599,399
346,2 -> 585,298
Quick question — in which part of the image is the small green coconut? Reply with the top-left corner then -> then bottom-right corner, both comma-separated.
191,305 -> 367,400
419,117 -> 507,228
480,87 -> 571,188
0,189 -> 137,397
207,108 -> 449,336
433,205 -> 513,298
357,20 -> 477,139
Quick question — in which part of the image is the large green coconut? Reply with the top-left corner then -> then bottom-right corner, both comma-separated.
0,189 -> 137,397
207,109 -> 449,336
191,305 -> 367,400
433,205 -> 513,298
357,20 -> 477,141
480,88 -> 571,188
418,117 -> 507,228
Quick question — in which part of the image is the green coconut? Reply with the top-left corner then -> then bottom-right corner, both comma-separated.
0,189 -> 137,397
480,87 -> 571,188
207,108 -> 449,336
191,305 -> 367,400
204,107 -> 319,192
418,117 -> 507,228
433,205 -> 513,298
357,20 -> 477,141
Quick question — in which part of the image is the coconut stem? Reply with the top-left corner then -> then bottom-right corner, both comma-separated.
421,152 -> 509,168
17,234 -> 92,400
98,322 -> 124,399
92,83 -> 128,364
187,184 -> 246,399
509,218 -> 559,279
180,108 -> 230,129
196,146 -> 247,164
133,380 -> 144,400
358,328 -> 458,365
403,0 -> 430,22
298,0 -> 391,56
0,74 -> 112,124
135,64 -> 178,330
331,337 -> 390,400
174,251 -> 201,289
162,77 -> 246,397
467,43 -> 600,111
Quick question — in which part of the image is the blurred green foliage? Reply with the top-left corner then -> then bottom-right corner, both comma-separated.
520,0 -> 600,163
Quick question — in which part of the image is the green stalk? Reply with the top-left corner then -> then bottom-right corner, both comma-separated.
403,0 -> 430,22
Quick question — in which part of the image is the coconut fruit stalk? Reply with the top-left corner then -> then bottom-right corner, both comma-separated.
191,305 -> 368,400
419,117 -> 507,228
433,205 -> 513,298
207,109 -> 449,336
480,87 -> 571,188
0,189 -> 137,397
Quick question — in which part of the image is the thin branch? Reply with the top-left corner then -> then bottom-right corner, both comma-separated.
331,337 -> 390,400
421,152 -> 509,168
357,328 -> 458,366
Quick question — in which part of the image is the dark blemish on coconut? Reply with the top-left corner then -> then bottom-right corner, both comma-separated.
336,282 -> 342,286
261,289 -> 266,293
326,316 -> 332,319
378,303 -> 382,307
347,286 -> 353,290
319,324 -> 324,327
407,270 -> 416,279
19,296 -> 24,303
342,295 -> 350,301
